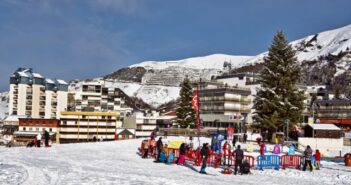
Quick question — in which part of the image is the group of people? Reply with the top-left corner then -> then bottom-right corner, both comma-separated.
27,129 -> 50,147
303,145 -> 321,171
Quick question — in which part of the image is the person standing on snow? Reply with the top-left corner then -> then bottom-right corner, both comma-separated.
156,137 -> 163,162
232,135 -> 237,148
200,143 -> 210,174
178,143 -> 187,165
44,129 -> 50,147
303,145 -> 313,171
36,133 -> 42,147
260,142 -> 265,156
243,133 -> 248,143
314,149 -> 321,170
233,145 -> 244,175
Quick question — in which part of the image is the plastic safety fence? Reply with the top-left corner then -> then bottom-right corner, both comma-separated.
138,140 -> 156,158
281,155 -> 301,170
226,155 -> 255,168
257,155 -> 280,170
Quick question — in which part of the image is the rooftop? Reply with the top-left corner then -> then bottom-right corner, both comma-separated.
310,124 -> 341,130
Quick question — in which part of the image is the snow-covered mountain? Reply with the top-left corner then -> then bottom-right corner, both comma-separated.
245,24 -> 351,65
0,92 -> 9,120
130,54 -> 253,70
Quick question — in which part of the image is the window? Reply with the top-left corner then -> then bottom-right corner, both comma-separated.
29,127 -> 33,131
36,128 -> 39,131
23,127 -> 26,131
63,121 -> 67,125
49,128 -> 52,132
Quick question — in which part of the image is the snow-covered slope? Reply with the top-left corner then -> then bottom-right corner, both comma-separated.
246,24 -> 351,65
0,92 -> 9,120
0,138 -> 350,185
130,54 -> 253,70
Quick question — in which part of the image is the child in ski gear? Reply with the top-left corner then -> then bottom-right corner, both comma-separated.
314,149 -> 321,170
241,159 -> 250,174
156,137 -> 163,162
303,145 -> 313,171
178,143 -> 186,165
200,143 -> 210,174
36,133 -> 42,147
233,145 -> 244,175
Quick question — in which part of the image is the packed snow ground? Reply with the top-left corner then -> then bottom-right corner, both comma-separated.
1,137 -> 350,185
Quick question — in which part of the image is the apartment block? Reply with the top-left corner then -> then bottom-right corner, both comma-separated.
73,81 -> 133,117
9,68 -> 68,119
59,112 -> 118,143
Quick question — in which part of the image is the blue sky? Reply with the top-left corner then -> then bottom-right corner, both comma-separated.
0,0 -> 351,91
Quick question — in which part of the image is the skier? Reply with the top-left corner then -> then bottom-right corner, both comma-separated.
178,143 -> 186,165
200,143 -> 210,174
44,129 -> 50,147
314,149 -> 321,170
36,133 -> 42,147
303,145 -> 313,171
233,145 -> 244,175
241,159 -> 251,174
156,137 -> 163,162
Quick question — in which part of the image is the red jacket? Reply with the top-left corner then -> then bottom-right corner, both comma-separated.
315,151 -> 321,161
260,143 -> 265,155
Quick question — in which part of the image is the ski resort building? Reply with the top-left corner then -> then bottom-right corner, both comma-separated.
192,80 -> 252,131
9,68 -> 68,119
58,112 -> 119,143
73,81 -> 133,117
14,118 -> 59,144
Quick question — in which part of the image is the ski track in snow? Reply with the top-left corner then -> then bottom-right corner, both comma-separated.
0,138 -> 351,185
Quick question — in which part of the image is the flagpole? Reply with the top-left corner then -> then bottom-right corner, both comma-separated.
197,85 -> 200,147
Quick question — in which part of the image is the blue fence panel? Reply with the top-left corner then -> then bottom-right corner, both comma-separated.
257,155 -> 280,170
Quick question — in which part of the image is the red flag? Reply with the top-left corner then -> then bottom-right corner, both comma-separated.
192,90 -> 200,130
192,90 -> 199,112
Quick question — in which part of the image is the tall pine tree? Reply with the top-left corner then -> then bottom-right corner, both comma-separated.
176,77 -> 196,128
254,31 -> 305,134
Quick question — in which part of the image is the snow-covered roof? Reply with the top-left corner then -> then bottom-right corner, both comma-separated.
3,115 -> 27,122
32,73 -> 44,78
310,124 -> 341,131
46,79 -> 55,84
57,79 -> 68,85
17,71 -> 29,77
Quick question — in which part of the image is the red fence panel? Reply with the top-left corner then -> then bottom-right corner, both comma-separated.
281,155 -> 301,169
226,155 -> 255,168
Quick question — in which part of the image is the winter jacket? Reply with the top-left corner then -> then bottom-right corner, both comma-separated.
304,147 -> 313,160
36,134 -> 42,140
156,139 -> 163,150
315,151 -> 321,161
233,148 -> 244,161
44,131 -> 50,140
179,143 -> 186,155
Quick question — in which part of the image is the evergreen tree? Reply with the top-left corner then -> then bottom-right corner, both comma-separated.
254,31 -> 305,133
176,77 -> 196,128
